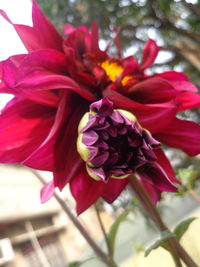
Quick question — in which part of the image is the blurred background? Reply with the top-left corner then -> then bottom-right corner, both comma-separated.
0,0 -> 200,266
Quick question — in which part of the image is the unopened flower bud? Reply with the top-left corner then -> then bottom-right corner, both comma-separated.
77,97 -> 160,182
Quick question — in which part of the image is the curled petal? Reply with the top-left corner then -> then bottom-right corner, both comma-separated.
53,94 -> 89,190
0,1 -> 63,52
137,162 -> 177,192
128,77 -> 178,104
155,71 -> 198,92
155,118 -> 200,156
70,164 -> 106,215
0,98 -> 54,163
138,177 -> 161,204
24,91 -> 79,171
140,40 -> 159,70
102,178 -> 128,203
154,149 -> 181,184
40,180 -> 55,203
178,91 -> 200,112
155,71 -> 189,81
64,24 -> 88,35
103,90 -> 178,133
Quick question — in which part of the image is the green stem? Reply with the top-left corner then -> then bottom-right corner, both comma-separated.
94,204 -> 113,258
32,169 -> 118,267
129,175 -> 198,267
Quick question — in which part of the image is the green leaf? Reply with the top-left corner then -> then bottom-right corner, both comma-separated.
174,217 -> 197,241
108,210 -> 130,255
68,262 -> 82,267
176,186 -> 187,197
178,168 -> 199,189
145,230 -> 174,257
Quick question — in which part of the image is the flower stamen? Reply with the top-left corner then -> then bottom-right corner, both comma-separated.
100,60 -> 131,85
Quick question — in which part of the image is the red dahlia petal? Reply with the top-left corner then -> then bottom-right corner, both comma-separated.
128,77 -> 178,104
155,71 -> 198,92
70,164 -> 106,215
155,71 -> 189,81
140,39 -> 159,70
137,162 -> 177,192
155,118 -> 200,156
40,180 -> 55,203
0,1 -> 63,52
138,177 -> 161,204
24,91 -> 76,171
103,90 -> 178,133
154,149 -> 181,184
102,178 -> 128,203
53,94 -> 89,190
0,98 -> 54,163
178,91 -> 200,112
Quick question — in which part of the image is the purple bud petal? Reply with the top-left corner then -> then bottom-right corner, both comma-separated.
90,151 -> 109,167
90,97 -> 113,116
82,130 -> 99,146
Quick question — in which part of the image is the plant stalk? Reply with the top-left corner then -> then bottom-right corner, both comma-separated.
32,169 -> 118,267
129,175 -> 198,267
94,204 -> 113,258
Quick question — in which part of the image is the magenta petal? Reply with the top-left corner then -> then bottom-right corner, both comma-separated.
53,94 -> 89,190
138,177 -> 161,204
168,80 -> 198,92
0,1 -> 63,52
103,90 -> 178,133
102,178 -> 128,203
2,58 -> 18,88
0,98 -> 54,163
40,180 -> 55,203
24,137 -> 55,171
70,165 -> 106,215
155,71 -> 189,82
128,77 -> 178,104
64,24 -> 88,35
155,71 -> 198,92
11,49 -> 95,100
140,40 -> 159,70
24,91 -> 77,171
15,49 -> 67,80
178,92 -> 200,112
154,149 -> 181,184
91,22 -> 100,53
137,162 -> 177,192
2,55 -> 59,107
156,118 -> 200,156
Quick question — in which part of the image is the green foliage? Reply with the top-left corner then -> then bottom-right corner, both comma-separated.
145,218 -> 197,256
134,242 -> 145,253
174,217 -> 197,241
108,209 -> 130,255
68,261 -> 83,267
145,230 -> 174,257
178,167 -> 199,189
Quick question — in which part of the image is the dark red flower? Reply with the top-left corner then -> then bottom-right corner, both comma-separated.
0,1 -> 200,214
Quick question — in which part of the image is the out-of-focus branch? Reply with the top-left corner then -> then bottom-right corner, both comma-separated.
181,0 -> 200,18
31,169 -> 118,267
147,0 -> 200,42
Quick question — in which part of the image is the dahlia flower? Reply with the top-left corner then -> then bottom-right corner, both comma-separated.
0,1 -> 200,214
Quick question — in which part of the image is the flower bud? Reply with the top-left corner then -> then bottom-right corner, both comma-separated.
77,97 -> 160,182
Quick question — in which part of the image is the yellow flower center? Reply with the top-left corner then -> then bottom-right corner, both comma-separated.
100,60 -> 131,86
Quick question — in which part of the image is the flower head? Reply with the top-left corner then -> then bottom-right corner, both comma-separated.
77,97 -> 161,182
0,1 -> 200,214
